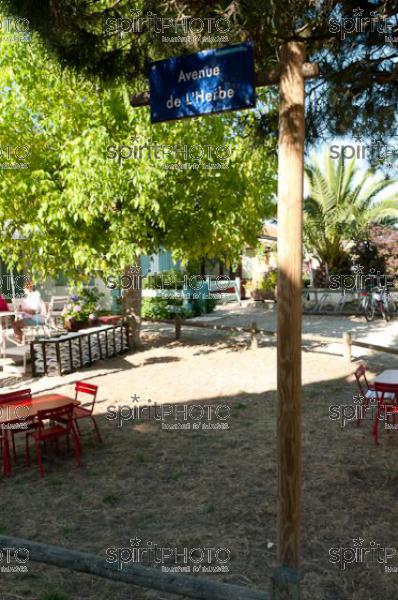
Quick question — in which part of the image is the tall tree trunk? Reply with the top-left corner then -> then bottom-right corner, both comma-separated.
122,260 -> 142,350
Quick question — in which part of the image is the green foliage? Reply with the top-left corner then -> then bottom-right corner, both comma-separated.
248,269 -> 277,292
62,287 -> 103,322
38,592 -> 69,600
5,0 -> 398,146
304,150 -> 398,272
0,16 -> 277,282
142,270 -> 184,290
142,297 -> 187,319
141,294 -> 216,319
77,286 -> 104,313
260,269 -> 278,291
204,297 -> 217,313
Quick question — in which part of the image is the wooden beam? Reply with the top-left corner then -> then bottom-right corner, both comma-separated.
129,63 -> 319,107
0,535 -> 269,600
143,317 -> 276,336
350,338 -> 398,357
276,41 -> 305,569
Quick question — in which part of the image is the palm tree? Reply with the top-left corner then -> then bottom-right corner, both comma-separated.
304,151 -> 398,274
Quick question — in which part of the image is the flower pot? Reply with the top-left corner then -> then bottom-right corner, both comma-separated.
65,317 -> 90,332
250,289 -> 276,302
251,289 -> 265,301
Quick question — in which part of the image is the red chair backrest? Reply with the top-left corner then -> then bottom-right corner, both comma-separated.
374,382 -> 398,407
354,365 -> 369,396
0,389 -> 32,405
75,381 -> 98,413
37,403 -> 75,432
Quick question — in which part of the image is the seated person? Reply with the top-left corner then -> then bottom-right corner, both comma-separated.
0,293 -> 9,311
13,281 -> 47,342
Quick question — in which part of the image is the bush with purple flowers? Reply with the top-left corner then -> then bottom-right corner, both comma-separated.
62,287 -> 104,323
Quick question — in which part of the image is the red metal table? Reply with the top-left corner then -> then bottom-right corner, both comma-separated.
0,393 -> 79,476
373,370 -> 398,385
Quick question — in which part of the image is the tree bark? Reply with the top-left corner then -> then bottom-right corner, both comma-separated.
122,260 -> 142,349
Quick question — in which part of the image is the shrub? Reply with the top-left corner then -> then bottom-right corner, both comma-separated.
142,297 -> 170,319
261,269 -> 278,291
205,297 -> 218,313
142,297 -> 192,319
62,286 -> 104,322
142,270 -> 184,290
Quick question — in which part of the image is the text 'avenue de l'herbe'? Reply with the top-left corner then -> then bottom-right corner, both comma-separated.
166,66 -> 234,109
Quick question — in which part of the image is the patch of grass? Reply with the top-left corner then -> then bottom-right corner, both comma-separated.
134,452 -> 146,463
38,592 -> 69,600
47,476 -> 64,486
103,495 -> 118,506
0,525 -> 7,534
233,402 -> 247,410
206,503 -> 215,513
169,472 -> 183,481
61,525 -> 73,536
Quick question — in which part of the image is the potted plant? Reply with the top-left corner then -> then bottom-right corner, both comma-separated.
250,270 -> 278,301
62,287 -> 104,331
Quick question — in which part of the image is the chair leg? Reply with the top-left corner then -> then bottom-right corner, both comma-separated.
3,432 -> 10,476
74,419 -> 81,435
91,416 -> 103,444
73,424 -> 82,456
55,437 -> 60,457
71,429 -> 82,466
11,432 -> 17,463
373,410 -> 380,446
25,434 -> 31,466
35,439 -> 45,478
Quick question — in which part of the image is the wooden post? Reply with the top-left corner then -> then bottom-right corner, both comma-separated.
250,320 -> 258,349
342,332 -> 352,362
175,314 -> 182,340
276,41 -> 305,571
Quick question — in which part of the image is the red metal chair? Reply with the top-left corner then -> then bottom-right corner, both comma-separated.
0,389 -> 38,465
72,382 -> 102,444
373,382 -> 398,446
354,365 -> 376,426
26,403 -> 81,479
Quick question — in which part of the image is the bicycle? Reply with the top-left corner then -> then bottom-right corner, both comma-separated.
360,287 -> 393,322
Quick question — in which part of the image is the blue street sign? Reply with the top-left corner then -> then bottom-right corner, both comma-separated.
149,42 -> 255,123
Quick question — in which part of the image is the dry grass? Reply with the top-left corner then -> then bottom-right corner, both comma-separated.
1,328 -> 398,600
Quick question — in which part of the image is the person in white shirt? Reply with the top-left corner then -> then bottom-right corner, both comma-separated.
13,281 -> 47,342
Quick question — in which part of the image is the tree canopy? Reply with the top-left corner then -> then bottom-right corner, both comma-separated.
304,151 -> 398,273
0,14 -> 277,281
5,0 -> 398,147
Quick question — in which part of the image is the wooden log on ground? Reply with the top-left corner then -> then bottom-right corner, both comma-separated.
0,535 -> 269,600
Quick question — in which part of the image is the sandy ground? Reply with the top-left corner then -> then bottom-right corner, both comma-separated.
1,304 -> 398,600
3,300 -> 398,398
